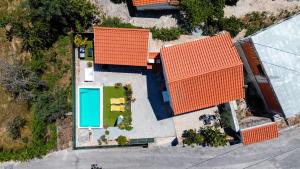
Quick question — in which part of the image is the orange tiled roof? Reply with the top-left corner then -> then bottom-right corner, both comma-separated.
161,32 -> 244,115
133,0 -> 169,6
148,52 -> 160,59
241,122 -> 279,145
94,27 -> 150,67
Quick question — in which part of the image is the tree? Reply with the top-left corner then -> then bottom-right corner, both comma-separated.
0,59 -> 41,101
199,126 -> 227,147
182,129 -> 204,146
221,16 -> 244,37
180,0 -> 225,30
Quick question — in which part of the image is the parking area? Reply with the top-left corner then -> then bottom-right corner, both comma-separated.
173,107 -> 219,141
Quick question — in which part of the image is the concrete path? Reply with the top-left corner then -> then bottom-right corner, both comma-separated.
2,126 -> 300,169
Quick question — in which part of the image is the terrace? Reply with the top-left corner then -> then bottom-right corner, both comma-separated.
75,54 -> 176,147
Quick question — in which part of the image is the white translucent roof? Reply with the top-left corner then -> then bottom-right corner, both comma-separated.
251,14 -> 300,117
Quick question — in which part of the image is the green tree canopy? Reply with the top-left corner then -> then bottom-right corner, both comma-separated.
180,0 -> 225,30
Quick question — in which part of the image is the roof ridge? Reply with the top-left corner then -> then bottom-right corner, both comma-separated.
94,26 -> 150,32
167,62 -> 243,84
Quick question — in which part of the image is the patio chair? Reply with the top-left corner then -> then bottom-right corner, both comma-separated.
111,105 -> 125,112
110,98 -> 125,105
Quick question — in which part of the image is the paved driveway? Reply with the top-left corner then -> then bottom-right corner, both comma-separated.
4,126 -> 300,169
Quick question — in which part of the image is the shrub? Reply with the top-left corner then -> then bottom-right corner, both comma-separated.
74,34 -> 87,47
150,27 -> 182,41
124,84 -> 132,99
200,126 -> 227,147
114,83 -> 122,88
22,137 -> 29,144
7,116 -> 26,140
221,16 -> 244,37
182,129 -> 204,146
100,135 -> 108,144
116,135 -> 128,146
105,130 -> 110,135
34,88 -> 68,123
97,139 -> 102,145
101,17 -> 138,29
87,61 -> 93,68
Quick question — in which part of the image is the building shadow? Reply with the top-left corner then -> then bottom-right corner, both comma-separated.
146,71 -> 173,121
94,64 -> 173,121
94,64 -> 147,75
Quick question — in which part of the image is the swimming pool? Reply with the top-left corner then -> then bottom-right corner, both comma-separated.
79,87 -> 103,128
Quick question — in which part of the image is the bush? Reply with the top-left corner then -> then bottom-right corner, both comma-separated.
114,83 -> 122,88
34,88 -> 68,123
105,130 -> 110,135
7,116 -> 26,140
87,61 -> 93,67
100,135 -> 108,144
221,16 -> 244,37
182,129 -> 204,146
200,126 -> 227,147
101,17 -> 138,29
116,135 -> 128,146
150,27 -> 182,41
74,34 -> 87,48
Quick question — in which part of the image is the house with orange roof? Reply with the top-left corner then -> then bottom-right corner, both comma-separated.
93,27 -> 155,69
160,32 -> 245,115
132,0 -> 179,10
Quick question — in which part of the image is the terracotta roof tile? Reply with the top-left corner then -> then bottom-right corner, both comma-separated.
241,122 -> 279,145
133,0 -> 169,6
161,32 -> 244,115
148,52 -> 160,59
94,27 -> 149,67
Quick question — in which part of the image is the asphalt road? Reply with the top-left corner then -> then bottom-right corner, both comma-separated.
2,126 -> 300,169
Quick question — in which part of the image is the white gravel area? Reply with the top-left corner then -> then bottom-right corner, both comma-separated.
225,0 -> 300,18
93,0 -> 178,28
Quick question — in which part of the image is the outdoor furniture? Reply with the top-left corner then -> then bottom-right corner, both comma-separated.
79,47 -> 85,59
111,105 -> 125,112
84,67 -> 94,82
199,114 -> 215,125
110,98 -> 125,104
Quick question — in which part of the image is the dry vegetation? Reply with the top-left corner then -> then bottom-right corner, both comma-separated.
0,0 -> 33,150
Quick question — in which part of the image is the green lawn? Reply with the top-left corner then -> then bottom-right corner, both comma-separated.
103,86 -> 132,129
84,41 -> 93,61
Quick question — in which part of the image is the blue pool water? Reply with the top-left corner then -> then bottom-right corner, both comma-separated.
79,88 -> 101,128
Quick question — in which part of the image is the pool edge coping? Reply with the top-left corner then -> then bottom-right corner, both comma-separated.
77,85 -> 103,129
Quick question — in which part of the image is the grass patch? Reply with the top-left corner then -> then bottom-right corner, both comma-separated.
84,40 -> 93,61
103,86 -> 132,130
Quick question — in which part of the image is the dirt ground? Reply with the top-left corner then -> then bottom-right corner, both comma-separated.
56,117 -> 73,150
225,0 -> 300,17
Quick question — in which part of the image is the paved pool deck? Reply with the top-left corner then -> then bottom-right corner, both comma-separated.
75,60 -> 177,147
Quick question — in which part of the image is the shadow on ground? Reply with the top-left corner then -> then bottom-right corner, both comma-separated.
94,64 -> 173,121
